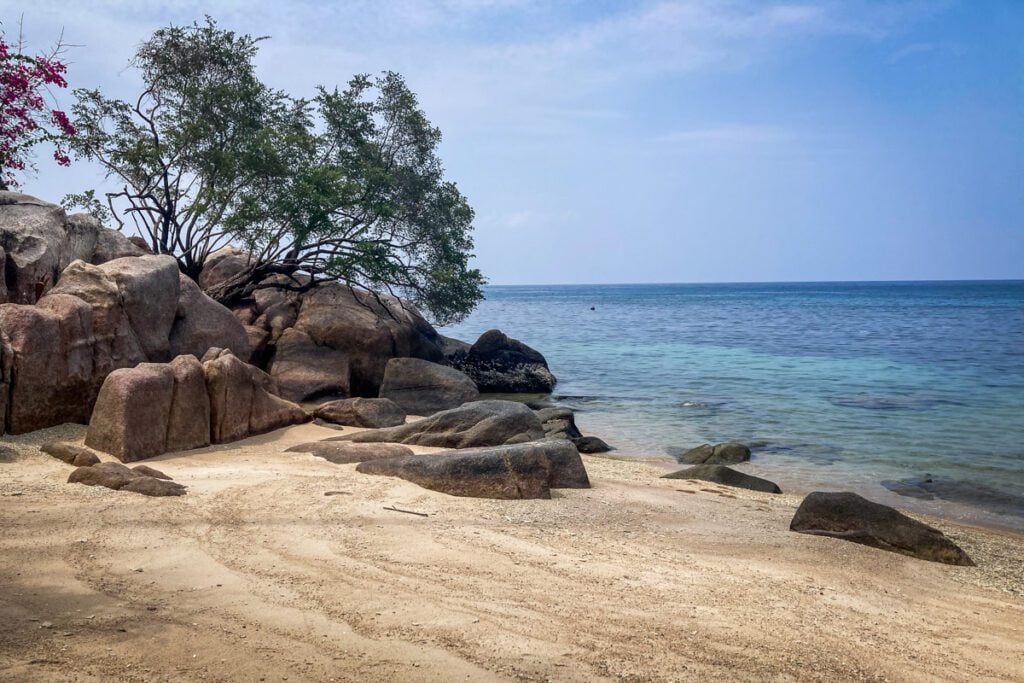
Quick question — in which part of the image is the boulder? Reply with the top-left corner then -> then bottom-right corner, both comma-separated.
378,357 -> 479,415
198,246 -> 251,291
677,442 -> 751,465
269,328 -> 350,402
438,334 -> 471,360
538,406 -> 582,440
121,477 -> 187,497
356,441 -> 589,499
314,397 -> 406,428
0,192 -> 68,304
204,351 -> 308,444
99,255 -> 180,361
339,400 -> 544,449
293,282 -> 444,395
573,435 -> 612,454
132,464 -> 172,480
85,364 -> 176,462
286,441 -> 414,464
41,442 -> 101,467
63,213 -> 100,264
165,355 -> 211,452
88,223 -> 147,264
68,461 -> 139,489
454,329 -> 556,393
663,465 -> 781,493
789,492 -> 973,566
169,274 -> 251,360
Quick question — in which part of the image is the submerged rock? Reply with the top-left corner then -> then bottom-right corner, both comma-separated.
663,464 -> 780,493
881,476 -> 1024,518
790,491 -> 973,566
337,400 -> 544,449
676,442 -> 751,465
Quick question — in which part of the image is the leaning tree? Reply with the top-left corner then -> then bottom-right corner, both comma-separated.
70,18 -> 483,324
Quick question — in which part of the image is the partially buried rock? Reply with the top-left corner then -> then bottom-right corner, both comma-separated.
573,436 -> 612,454
337,400 -> 544,449
356,440 -> 589,499
378,357 -> 479,415
120,477 -> 186,497
663,465 -> 781,494
68,461 -> 185,496
286,441 -> 414,464
41,441 -> 100,467
789,491 -> 973,566
132,465 -> 172,480
677,442 -> 750,465
314,397 -> 406,428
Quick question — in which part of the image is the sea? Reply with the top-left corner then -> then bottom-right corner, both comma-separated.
439,281 -> 1024,533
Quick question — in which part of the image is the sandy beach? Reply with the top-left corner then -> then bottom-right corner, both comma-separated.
1,422 -> 1023,682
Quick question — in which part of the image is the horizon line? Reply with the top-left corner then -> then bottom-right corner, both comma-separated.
480,277 -> 1024,287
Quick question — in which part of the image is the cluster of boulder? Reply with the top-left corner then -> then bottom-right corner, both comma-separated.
42,440 -> 186,497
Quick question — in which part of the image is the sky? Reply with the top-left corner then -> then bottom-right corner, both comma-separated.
7,0 -> 1024,284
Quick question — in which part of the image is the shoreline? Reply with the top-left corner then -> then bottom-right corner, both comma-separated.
2,422 -> 1023,680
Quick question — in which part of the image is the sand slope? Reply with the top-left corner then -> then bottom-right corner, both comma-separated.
1,423 -> 1022,682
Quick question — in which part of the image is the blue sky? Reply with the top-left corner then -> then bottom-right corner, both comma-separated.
10,0 -> 1024,284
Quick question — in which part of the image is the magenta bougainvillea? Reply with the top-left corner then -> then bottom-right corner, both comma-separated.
0,34 -> 75,189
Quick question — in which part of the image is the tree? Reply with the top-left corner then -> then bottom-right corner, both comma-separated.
71,18 -> 484,324
0,27 -> 76,190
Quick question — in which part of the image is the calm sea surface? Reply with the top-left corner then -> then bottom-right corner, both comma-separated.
440,281 -> 1024,532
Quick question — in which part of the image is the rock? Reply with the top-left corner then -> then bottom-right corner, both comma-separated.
677,442 -> 751,465
663,465 -> 781,493
789,492 -> 974,566
454,329 -> 556,393
313,397 -> 406,428
198,246 -> 250,291
255,300 -> 298,343
64,214 -> 100,264
89,224 -> 147,264
881,476 -> 1024,518
339,400 -> 544,449
378,357 -> 479,415
169,274 -> 251,361
438,334 -> 471,360
244,324 -> 271,366
68,461 -> 139,489
538,406 -> 583,440
165,355 -> 211,452
573,436 -> 612,454
204,351 -> 308,444
0,192 -> 68,304
41,442 -> 101,467
293,282 -> 444,396
286,441 -> 414,464
356,440 -> 589,499
269,328 -> 350,402
132,465 -> 172,480
121,477 -> 187,497
85,364 -> 176,462
99,255 -> 180,361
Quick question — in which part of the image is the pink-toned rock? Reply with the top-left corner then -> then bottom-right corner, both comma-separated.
269,328 -> 349,402
41,441 -> 101,467
198,246 -> 250,291
85,364 -> 175,462
169,275 -> 251,361
100,255 -> 180,361
204,351 -> 308,444
165,355 -> 211,452
0,192 -> 68,304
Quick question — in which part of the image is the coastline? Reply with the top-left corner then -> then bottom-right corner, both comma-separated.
2,422 -> 1022,680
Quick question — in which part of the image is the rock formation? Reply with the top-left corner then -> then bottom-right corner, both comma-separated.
313,397 -> 406,428
450,329 -> 556,393
378,357 -> 479,415
663,464 -> 781,493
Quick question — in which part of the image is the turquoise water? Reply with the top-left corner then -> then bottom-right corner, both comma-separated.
441,281 -> 1024,532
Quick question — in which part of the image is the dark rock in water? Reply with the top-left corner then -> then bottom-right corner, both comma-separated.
677,442 -> 750,465
882,476 -> 1024,517
356,440 -> 589,499
337,400 -> 544,449
828,393 -> 961,412
573,436 -> 612,454
132,465 -> 172,480
287,441 -> 414,464
663,465 -> 780,494
314,397 -> 406,428
452,329 -> 556,393
378,357 -> 479,416
41,441 -> 100,467
121,477 -> 187,497
790,491 -> 973,566
539,406 -> 583,441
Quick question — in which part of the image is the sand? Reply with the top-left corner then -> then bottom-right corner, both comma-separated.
1,423 -> 1023,682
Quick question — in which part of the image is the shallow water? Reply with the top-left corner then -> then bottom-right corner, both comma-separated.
440,281 -> 1024,532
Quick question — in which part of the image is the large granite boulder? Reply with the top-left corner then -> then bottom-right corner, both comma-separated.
170,275 -> 251,361
0,192 -> 69,304
339,400 -> 544,449
790,492 -> 973,566
99,255 -> 180,361
198,246 -> 251,290
453,329 -> 556,393
314,397 -> 406,428
203,350 -> 308,444
293,282 -> 444,396
378,357 -> 479,415
676,442 -> 751,465
164,355 -> 212,452
663,465 -> 781,493
286,441 -> 414,464
269,328 -> 349,402
356,440 -> 590,499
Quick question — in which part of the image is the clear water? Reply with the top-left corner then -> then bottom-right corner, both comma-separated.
440,281 -> 1024,532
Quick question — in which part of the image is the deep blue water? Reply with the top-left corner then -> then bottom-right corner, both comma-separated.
441,281 -> 1024,531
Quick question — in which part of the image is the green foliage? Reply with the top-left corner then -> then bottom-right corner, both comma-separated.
69,18 -> 483,323
61,189 -> 110,222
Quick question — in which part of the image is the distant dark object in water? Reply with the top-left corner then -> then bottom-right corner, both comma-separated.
828,393 -> 962,411
677,398 -> 728,418
590,306 -> 595,310
881,476 -> 1024,517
